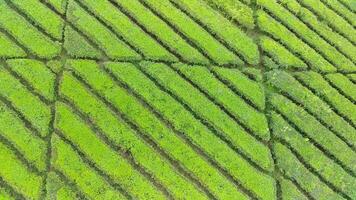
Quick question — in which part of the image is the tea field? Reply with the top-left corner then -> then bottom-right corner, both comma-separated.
0,0 -> 355,199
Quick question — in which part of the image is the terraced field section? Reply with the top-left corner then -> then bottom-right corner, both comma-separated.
0,0 -> 355,199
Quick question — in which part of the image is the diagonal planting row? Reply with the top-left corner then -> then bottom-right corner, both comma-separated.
1,0 -> 354,72
257,0 -> 356,72
53,59 -> 275,199
1,58 -> 355,199
0,58 -> 277,199
266,70 -> 356,200
0,59 -> 55,199
0,0 -> 259,66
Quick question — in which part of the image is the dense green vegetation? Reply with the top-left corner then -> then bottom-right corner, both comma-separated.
0,0 -> 355,199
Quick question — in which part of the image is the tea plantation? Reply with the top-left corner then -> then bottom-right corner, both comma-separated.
0,0 -> 355,199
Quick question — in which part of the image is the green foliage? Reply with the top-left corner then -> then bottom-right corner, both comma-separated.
280,0 -> 356,64
63,26 -> 103,59
298,0 -> 356,44
79,0 -> 176,62
66,0 -> 140,60
174,64 -> 270,142
260,36 -> 307,70
112,0 -> 210,64
325,73 -> 356,101
45,172 -> 78,200
267,70 -> 356,146
204,0 -> 255,29
0,0 -> 354,198
271,112 -> 356,199
51,134 -> 125,199
46,0 -> 68,14
257,10 -> 336,72
0,102 -> 47,171
212,66 -> 265,110
0,33 -> 26,58
143,0 -> 242,65
295,71 -> 356,126
270,93 -> 356,173
140,61 -> 276,200
273,142 -> 345,200
11,0 -> 64,40
258,0 -> 355,72
0,2 -> 61,58
7,59 -> 56,101
0,65 -> 51,137
60,62 -> 207,199
279,178 -> 308,200
0,141 -> 43,199
174,0 -> 259,65
55,100 -> 166,199
69,59 -> 245,199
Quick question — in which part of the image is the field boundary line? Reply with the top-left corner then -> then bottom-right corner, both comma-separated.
39,0 -> 109,60
69,67 -> 216,198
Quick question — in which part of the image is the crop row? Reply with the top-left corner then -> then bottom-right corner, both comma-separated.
267,70 -> 356,148
270,94 -> 356,175
259,35 -> 307,70
62,59 -> 276,199
294,72 -> 356,128
0,139 -> 43,199
0,0 -> 61,58
59,60 -> 243,199
170,0 -> 259,65
171,63 -> 269,140
257,10 -> 335,72
0,59 -> 57,199
271,109 -> 356,199
337,0 -> 356,12
324,73 -> 356,102
279,0 -> 356,63
0,60 -> 53,137
0,0 -> 259,65
58,71 -> 209,199
257,0 -> 355,72
296,0 -> 356,45
210,66 -> 266,111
